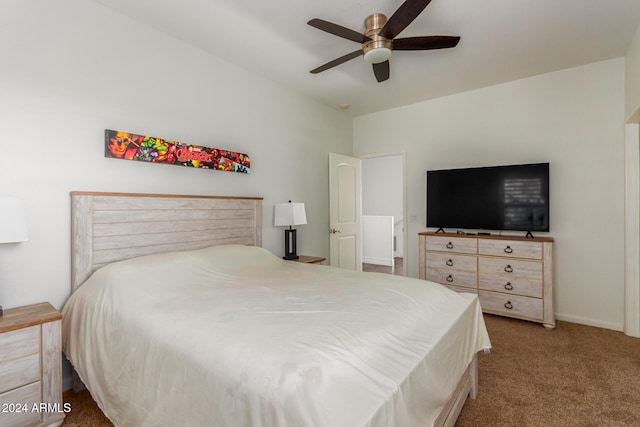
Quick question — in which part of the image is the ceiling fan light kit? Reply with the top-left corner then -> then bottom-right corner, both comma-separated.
308,0 -> 460,82
363,14 -> 393,64
364,47 -> 392,64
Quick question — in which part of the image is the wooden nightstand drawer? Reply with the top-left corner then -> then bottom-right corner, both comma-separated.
0,353 -> 40,394
426,236 -> 477,254
0,326 -> 39,363
0,302 -> 64,427
478,239 -> 542,259
0,382 -> 42,426
479,291 -> 543,321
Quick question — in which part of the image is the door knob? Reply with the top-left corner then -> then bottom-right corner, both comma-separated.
329,228 -> 342,234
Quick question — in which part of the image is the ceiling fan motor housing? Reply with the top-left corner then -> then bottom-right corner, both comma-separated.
363,14 -> 392,63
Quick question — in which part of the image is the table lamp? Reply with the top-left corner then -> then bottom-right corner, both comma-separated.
274,201 -> 307,260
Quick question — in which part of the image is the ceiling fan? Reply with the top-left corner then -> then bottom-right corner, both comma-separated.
308,0 -> 460,82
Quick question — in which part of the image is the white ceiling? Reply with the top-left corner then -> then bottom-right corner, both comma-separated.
93,0 -> 640,117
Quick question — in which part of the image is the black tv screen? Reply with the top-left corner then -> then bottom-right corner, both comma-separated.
426,163 -> 549,232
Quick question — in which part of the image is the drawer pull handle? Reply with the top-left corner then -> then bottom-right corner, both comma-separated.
446,275 -> 454,282
504,282 -> 514,291
446,242 -> 454,249
446,259 -> 454,266
504,301 -> 513,309
504,246 -> 513,254
504,265 -> 513,273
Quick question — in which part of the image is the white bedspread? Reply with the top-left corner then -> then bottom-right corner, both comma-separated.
62,245 -> 490,427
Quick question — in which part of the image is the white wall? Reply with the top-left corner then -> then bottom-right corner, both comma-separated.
354,58 -> 626,331
0,0 -> 352,313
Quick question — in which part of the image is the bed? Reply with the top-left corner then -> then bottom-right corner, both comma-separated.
62,191 -> 491,427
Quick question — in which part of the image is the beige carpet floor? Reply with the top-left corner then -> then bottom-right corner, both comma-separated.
61,314 -> 640,426
457,315 -> 640,426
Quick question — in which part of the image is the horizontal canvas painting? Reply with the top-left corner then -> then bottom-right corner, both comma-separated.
105,129 -> 250,174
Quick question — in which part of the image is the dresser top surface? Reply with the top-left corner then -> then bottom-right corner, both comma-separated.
419,231 -> 554,243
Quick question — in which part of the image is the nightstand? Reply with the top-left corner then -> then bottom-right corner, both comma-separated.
0,302 -> 65,427
291,255 -> 326,265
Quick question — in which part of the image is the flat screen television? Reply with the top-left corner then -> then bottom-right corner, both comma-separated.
426,163 -> 549,232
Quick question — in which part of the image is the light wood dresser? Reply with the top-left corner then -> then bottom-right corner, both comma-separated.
0,302 -> 65,427
419,232 -> 555,329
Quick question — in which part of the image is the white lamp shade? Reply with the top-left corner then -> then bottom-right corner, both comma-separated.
0,197 -> 29,243
274,202 -> 307,227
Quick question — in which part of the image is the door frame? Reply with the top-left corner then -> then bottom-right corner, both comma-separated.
624,122 -> 640,337
359,150 -> 407,276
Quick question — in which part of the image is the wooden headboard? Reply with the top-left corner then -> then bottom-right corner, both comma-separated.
71,192 -> 263,292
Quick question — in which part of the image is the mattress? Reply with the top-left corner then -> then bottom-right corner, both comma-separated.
62,245 -> 491,427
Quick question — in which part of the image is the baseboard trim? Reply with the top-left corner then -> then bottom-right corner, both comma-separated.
555,313 -> 623,332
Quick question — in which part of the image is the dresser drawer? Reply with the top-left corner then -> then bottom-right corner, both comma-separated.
0,353 -> 40,394
426,268 -> 477,289
478,239 -> 542,259
478,275 -> 543,298
479,291 -> 543,321
0,381 -> 42,426
426,252 -> 477,272
0,326 -> 39,364
478,257 -> 542,280
426,236 -> 477,254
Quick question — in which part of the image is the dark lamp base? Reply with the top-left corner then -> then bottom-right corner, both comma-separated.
283,229 -> 299,260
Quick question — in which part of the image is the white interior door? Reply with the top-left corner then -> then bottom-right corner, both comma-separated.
329,153 -> 362,270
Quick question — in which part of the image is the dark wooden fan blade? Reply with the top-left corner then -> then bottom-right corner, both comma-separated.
310,49 -> 363,74
379,0 -> 433,40
373,61 -> 390,82
393,35 -> 460,50
308,19 -> 370,43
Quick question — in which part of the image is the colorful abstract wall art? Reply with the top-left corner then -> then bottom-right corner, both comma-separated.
105,129 -> 250,174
